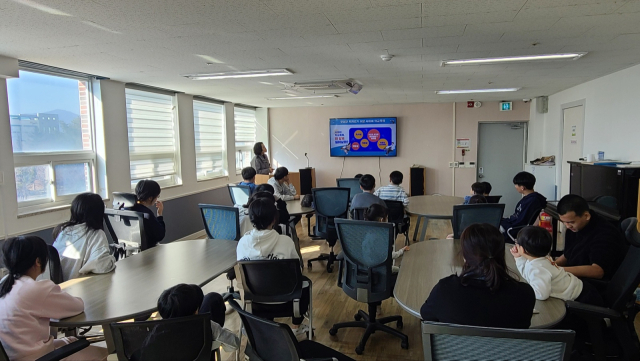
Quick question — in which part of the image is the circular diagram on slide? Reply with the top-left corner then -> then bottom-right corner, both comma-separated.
367,129 -> 380,142
360,139 -> 369,147
354,130 -> 364,139
351,142 -> 360,151
377,139 -> 388,149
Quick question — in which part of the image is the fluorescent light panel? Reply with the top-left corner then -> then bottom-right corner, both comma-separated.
184,69 -> 292,80
436,88 -> 521,94
441,53 -> 587,66
267,95 -> 338,100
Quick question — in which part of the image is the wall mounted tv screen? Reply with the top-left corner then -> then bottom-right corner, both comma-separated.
329,117 -> 397,157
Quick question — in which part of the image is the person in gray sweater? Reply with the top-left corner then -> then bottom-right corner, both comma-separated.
350,174 -> 386,218
250,142 -> 272,175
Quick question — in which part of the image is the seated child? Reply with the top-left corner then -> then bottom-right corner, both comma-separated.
156,284 -> 239,353
482,181 -> 492,196
499,172 -> 547,241
510,226 -> 602,305
126,179 -> 166,248
238,167 -> 257,194
363,204 -> 409,273
53,193 -> 116,281
0,236 -> 108,361
374,171 -> 409,207
463,182 -> 486,205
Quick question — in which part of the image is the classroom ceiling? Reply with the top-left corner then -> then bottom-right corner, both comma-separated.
1,0 -> 640,107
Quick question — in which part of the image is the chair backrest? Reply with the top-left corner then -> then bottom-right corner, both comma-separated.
238,259 -> 303,304
384,200 -> 406,224
452,204 -> 506,239
104,209 -> 150,250
198,204 -> 241,241
336,178 -> 363,202
421,321 -> 575,361
335,219 -> 394,304
110,314 -> 212,361
113,192 -> 137,209
312,188 -> 350,239
229,185 -> 251,206
484,195 -> 502,204
352,207 -> 367,220
46,245 -> 64,284
227,300 -> 301,361
606,217 -> 640,310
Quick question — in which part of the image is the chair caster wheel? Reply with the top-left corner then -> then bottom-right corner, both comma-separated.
355,346 -> 364,355
329,328 -> 337,336
401,341 -> 409,349
307,261 -> 312,269
397,320 -> 403,329
326,264 -> 333,273
354,314 -> 362,321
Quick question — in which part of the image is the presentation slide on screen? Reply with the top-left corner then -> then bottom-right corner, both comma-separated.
330,117 -> 397,157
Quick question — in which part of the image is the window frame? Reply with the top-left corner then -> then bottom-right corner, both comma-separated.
233,106 -> 257,175
9,69 -> 99,212
193,98 -> 227,181
125,87 -> 182,189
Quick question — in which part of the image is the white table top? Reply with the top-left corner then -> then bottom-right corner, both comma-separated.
406,195 -> 464,218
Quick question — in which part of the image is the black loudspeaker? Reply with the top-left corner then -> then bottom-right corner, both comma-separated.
299,168 -> 315,195
409,167 -> 425,196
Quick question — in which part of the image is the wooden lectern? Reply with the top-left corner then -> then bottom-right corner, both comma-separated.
254,168 -> 315,195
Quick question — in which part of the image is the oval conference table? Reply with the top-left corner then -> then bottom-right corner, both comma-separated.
393,239 -> 566,329
51,239 -> 238,352
406,195 -> 464,242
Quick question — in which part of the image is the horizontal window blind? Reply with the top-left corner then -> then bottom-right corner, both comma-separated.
193,100 -> 226,180
125,88 -> 179,187
234,107 -> 256,148
234,107 -> 256,171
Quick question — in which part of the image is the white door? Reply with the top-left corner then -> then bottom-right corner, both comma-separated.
477,123 -> 526,213
560,105 -> 584,197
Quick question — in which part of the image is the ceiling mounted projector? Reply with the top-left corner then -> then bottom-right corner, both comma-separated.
280,78 -> 363,95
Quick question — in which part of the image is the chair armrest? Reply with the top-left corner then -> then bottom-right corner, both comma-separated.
35,339 -> 90,361
566,301 -> 622,319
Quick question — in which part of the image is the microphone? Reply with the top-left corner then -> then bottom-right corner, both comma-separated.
305,153 -> 310,168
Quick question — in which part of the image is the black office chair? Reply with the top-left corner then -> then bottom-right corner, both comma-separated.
0,338 -> 91,361
228,299 -> 354,361
336,178 -> 362,203
237,259 -> 313,340
565,217 -> 640,361
506,206 -> 544,243
228,184 -> 251,205
385,199 -> 411,246
452,204 -> 506,239
330,219 -> 408,355
110,314 -> 213,361
306,187 -> 350,273
484,195 -> 503,204
199,204 -> 242,299
104,209 -> 150,252
421,321 -> 575,361
351,207 -> 367,220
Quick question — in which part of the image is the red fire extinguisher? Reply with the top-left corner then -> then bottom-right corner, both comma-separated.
539,211 -> 553,234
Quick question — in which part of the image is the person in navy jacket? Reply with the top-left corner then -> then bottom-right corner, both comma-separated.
500,171 -> 547,242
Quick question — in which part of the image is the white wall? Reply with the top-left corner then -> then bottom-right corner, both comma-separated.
529,62 -> 640,186
0,65 -> 265,238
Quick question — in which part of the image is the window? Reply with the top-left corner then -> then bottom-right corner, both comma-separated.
193,100 -> 226,180
125,88 -> 181,188
234,107 -> 257,173
7,70 -> 96,209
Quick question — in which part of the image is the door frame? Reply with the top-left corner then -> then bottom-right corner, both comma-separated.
476,121 -> 529,182
558,99 -> 587,194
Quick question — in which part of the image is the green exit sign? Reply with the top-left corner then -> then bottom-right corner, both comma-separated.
500,101 -> 512,111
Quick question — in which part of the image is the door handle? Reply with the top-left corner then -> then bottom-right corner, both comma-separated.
478,174 -> 484,178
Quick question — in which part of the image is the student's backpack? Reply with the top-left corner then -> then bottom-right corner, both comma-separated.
301,194 -> 313,208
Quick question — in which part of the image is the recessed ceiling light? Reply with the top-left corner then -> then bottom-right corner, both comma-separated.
441,53 -> 587,66
435,88 -> 521,94
184,69 -> 293,80
266,95 -> 339,100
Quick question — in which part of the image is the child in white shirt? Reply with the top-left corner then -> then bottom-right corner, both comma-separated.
510,226 -> 602,305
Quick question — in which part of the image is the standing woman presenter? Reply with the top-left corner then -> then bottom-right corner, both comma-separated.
251,142 -> 273,175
